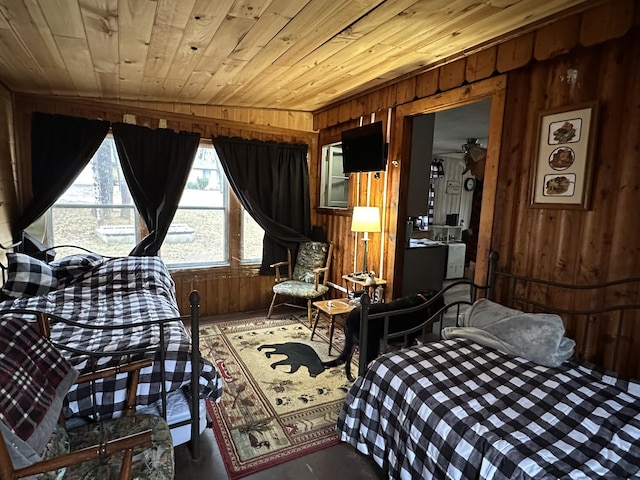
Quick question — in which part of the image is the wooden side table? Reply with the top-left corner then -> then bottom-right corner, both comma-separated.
342,274 -> 387,302
311,298 -> 354,355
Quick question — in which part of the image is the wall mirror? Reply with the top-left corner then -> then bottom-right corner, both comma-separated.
319,141 -> 349,209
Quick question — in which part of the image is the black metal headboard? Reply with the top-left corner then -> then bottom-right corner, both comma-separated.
356,252 -> 499,376
491,268 -> 640,378
357,251 -> 640,379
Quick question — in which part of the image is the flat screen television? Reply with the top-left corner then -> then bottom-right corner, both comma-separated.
341,121 -> 387,173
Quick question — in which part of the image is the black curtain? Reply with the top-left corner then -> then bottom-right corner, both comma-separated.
212,136 -> 311,274
112,123 -> 200,256
13,113 -> 110,242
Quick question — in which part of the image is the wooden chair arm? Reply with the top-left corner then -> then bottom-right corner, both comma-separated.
271,248 -> 293,283
76,359 -> 152,417
75,358 -> 152,384
312,266 -> 330,289
6,360 -> 155,480
0,354 -> 156,480
269,260 -> 289,269
270,261 -> 291,283
12,430 -> 153,480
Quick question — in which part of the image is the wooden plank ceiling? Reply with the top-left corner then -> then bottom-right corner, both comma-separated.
0,0 -> 593,112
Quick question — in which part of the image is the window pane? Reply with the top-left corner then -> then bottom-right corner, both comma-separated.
51,207 -> 138,258
320,142 -> 348,208
58,138 -> 133,206
161,208 -> 226,266
164,144 -> 227,267
182,146 -> 224,207
51,137 -> 138,254
242,209 -> 263,262
329,175 -> 349,204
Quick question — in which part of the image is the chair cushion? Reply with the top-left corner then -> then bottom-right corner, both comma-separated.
37,423 -> 70,480
273,280 -> 329,299
292,242 -> 329,283
65,414 -> 174,480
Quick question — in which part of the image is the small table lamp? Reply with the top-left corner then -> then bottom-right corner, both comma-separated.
351,206 -> 381,275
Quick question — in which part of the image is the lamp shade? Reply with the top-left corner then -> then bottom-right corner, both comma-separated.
351,206 -> 381,233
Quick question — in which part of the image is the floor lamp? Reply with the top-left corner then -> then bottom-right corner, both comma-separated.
351,206 -> 381,277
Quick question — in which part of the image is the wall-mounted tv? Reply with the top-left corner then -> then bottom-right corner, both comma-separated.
341,121 -> 387,173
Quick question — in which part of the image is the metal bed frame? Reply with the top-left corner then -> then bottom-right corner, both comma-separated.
0,291 -> 203,459
0,240 -> 207,460
357,251 -> 640,378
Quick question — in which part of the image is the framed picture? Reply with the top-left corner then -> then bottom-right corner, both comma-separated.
446,180 -> 461,194
530,101 -> 598,209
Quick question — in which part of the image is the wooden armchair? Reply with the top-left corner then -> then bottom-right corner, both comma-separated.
0,355 -> 174,480
267,241 -> 333,324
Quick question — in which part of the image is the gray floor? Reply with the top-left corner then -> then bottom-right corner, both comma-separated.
174,428 -> 386,480
174,281 -> 473,479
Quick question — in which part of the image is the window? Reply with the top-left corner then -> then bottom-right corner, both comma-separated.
319,142 -> 349,208
47,137 -> 264,268
47,137 -> 138,257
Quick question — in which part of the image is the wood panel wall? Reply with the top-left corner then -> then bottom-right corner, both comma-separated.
0,83 -> 17,265
11,95 -> 316,316
313,0 -> 640,377
492,31 -> 640,378
99,99 -> 314,132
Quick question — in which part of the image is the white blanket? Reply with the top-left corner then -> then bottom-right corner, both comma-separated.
441,298 -> 575,367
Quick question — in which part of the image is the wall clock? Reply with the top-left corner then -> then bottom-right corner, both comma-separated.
464,177 -> 476,191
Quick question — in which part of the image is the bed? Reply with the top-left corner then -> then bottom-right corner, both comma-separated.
337,253 -> 640,479
0,251 -> 223,458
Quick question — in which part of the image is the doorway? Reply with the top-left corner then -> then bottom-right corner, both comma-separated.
429,99 -> 491,277
390,76 -> 506,294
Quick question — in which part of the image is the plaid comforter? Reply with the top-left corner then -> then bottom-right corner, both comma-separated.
338,339 -> 640,480
0,256 -> 222,420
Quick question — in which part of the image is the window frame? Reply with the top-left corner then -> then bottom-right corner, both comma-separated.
46,136 -> 264,272
318,140 -> 350,210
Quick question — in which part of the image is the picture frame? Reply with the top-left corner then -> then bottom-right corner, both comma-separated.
446,180 -> 461,195
530,101 -> 598,209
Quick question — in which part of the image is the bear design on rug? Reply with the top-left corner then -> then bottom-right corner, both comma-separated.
258,342 -> 327,377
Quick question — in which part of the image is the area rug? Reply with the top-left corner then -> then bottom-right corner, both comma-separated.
200,310 -> 356,479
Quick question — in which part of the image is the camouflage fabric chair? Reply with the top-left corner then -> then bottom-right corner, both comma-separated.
0,356 -> 174,480
267,241 -> 333,324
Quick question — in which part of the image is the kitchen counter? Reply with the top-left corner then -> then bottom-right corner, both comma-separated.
407,238 -> 445,248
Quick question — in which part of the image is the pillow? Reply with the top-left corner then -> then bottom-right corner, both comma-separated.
442,298 -> 575,367
1,253 -> 58,298
49,253 -> 103,284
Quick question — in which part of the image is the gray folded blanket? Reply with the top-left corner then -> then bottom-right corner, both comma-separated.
441,298 -> 575,367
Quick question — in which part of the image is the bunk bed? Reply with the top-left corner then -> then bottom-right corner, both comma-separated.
338,252 -> 640,479
0,251 -> 222,458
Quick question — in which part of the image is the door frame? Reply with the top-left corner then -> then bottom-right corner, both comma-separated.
388,75 -> 506,293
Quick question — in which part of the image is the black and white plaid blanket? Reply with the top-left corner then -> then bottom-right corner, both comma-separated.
338,339 -> 640,479
0,256 -> 222,420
